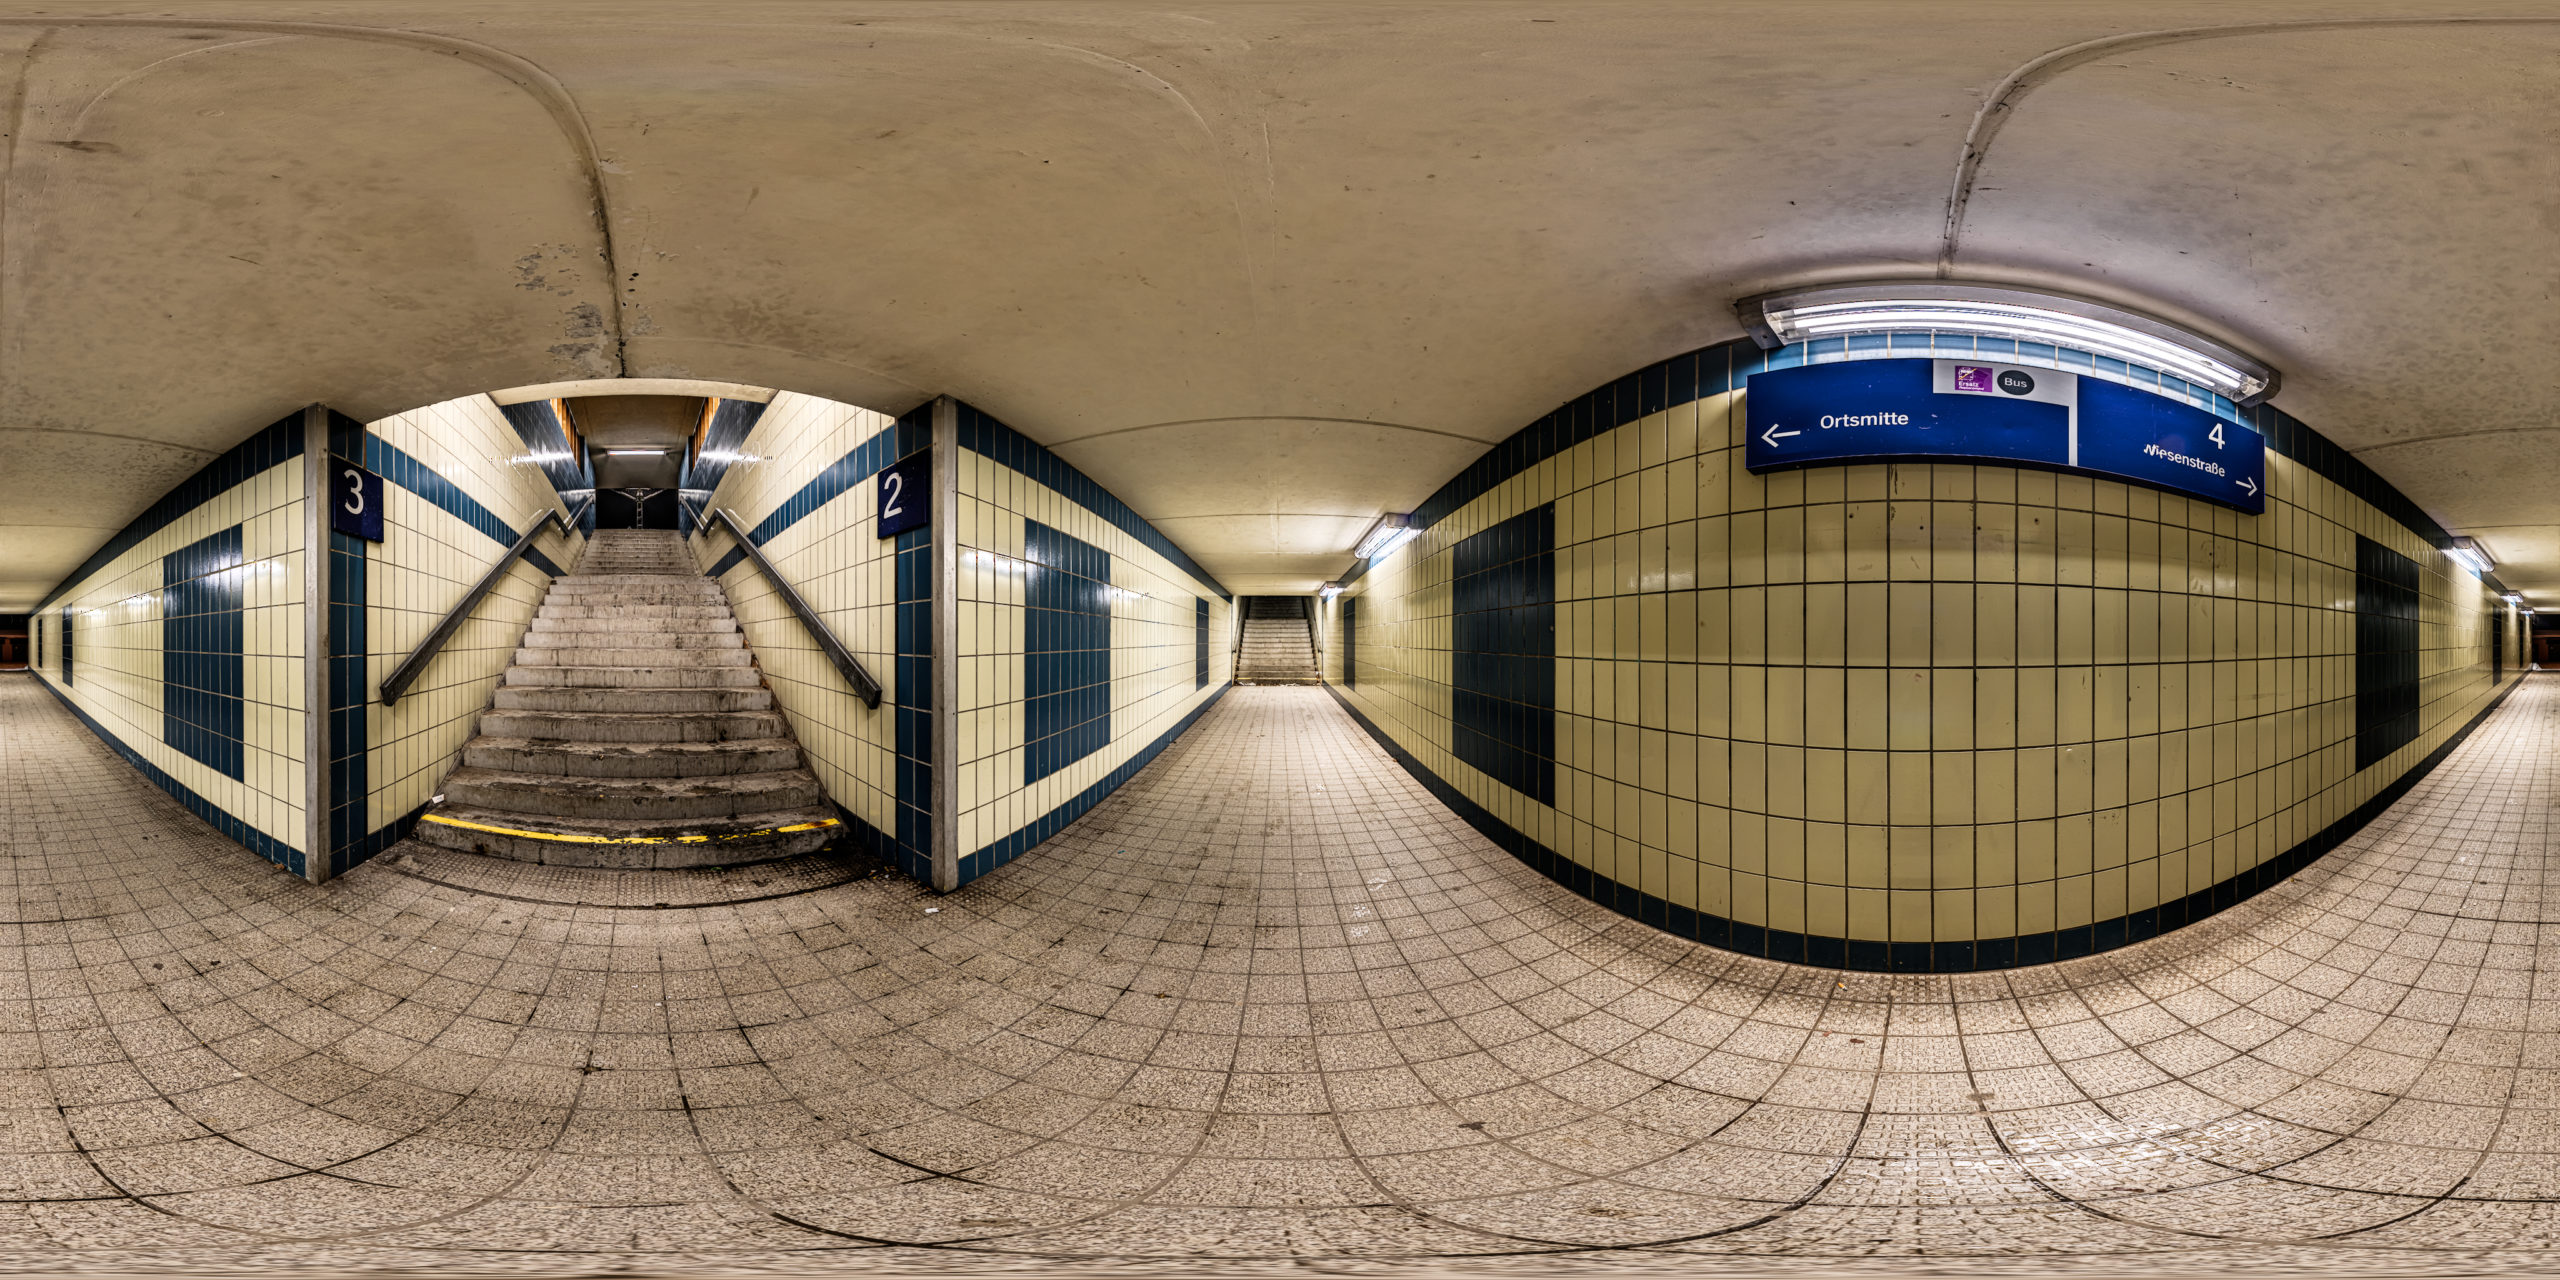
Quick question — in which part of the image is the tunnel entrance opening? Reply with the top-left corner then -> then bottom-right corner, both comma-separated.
595,486 -> 678,529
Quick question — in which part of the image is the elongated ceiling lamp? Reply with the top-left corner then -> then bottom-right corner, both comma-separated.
1737,282 -> 2279,406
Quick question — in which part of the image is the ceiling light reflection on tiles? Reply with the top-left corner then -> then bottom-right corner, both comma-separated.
1739,281 -> 2280,405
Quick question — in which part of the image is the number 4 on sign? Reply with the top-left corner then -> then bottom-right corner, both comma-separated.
2209,423 -> 2225,449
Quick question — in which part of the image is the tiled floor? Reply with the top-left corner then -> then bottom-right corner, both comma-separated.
6,671 -> 2560,1276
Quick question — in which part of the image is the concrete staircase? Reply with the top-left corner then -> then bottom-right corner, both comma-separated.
412,529 -> 839,868
1236,596 -> 1319,684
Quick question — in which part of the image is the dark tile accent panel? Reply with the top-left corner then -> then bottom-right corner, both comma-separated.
955,402 -> 1229,601
2355,535 -> 2423,771
1195,597 -> 1210,690
162,525 -> 245,780
59,608 -> 72,686
39,413 -> 304,611
679,398 -> 769,536
1341,337 -> 2506,595
1024,520 -> 1111,785
36,678 -> 302,875
328,525 -> 375,874
1341,597 -> 1358,686
497,399 -> 587,498
1451,505 -> 1555,806
1330,673 -> 2521,972
892,520 -> 935,882
887,401 -> 937,883
962,683 -> 1230,885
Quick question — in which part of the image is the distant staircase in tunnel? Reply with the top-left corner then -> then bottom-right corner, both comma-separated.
412,529 -> 839,867
1236,596 -> 1320,685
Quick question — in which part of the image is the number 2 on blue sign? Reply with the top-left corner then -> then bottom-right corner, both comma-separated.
881,469 -> 903,523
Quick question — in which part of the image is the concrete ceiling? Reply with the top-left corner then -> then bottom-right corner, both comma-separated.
1,1 -> 2554,607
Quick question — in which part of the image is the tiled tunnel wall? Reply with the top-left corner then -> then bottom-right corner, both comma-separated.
952,404 -> 1233,886
687,390 -> 916,876
342,393 -> 589,875
1317,334 -> 2529,971
28,414 -> 311,871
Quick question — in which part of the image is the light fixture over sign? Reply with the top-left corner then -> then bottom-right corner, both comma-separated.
1737,281 -> 2280,406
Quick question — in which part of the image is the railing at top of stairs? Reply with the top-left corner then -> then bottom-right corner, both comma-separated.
380,500 -> 589,707
703,507 -> 884,709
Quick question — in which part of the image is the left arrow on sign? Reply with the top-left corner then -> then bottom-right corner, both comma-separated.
1760,423 -> 1801,449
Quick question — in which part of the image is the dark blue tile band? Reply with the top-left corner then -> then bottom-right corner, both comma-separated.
39,664 -> 301,876
1328,675 -> 2522,973
960,682 -> 1230,887
1342,336 -> 2506,594
955,402 -> 1229,601
39,413 -> 303,611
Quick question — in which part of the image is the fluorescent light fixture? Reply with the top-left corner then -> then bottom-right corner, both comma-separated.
605,448 -> 669,457
2505,593 -> 2525,605
2447,538 -> 2495,576
510,451 -> 574,465
1737,281 -> 2280,406
1318,582 -> 1344,600
1354,514 -> 1420,561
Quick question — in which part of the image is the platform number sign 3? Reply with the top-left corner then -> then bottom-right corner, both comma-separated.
331,458 -> 385,542
877,450 -> 931,538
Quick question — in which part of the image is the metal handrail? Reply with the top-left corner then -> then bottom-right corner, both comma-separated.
705,507 -> 883,709
380,500 -> 589,706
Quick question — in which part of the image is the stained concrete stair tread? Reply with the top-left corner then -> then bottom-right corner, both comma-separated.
442,764 -> 827,820
505,664 -> 762,688
494,686 -> 776,713
411,801 -> 840,868
476,709 -> 788,742
464,736 -> 807,777
513,645 -> 753,666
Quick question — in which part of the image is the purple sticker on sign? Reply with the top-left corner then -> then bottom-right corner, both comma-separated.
1953,365 -> 1995,393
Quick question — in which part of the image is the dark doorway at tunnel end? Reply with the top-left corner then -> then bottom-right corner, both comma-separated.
596,487 -> 678,530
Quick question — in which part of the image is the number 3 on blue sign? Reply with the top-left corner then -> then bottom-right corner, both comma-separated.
877,451 -> 931,539
331,460 -> 384,543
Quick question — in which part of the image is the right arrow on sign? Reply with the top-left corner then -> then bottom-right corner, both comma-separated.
1760,423 -> 1800,449
2240,476 -> 2259,497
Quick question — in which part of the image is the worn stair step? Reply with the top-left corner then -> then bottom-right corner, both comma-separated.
549,575 -> 719,590
493,685 -> 776,714
463,736 -> 807,778
441,766 -> 827,821
512,645 -> 754,667
548,582 -> 722,598
477,708 -> 789,743
411,802 -> 838,868
523,628 -> 743,649
505,664 -> 762,689
526,618 -> 740,639
538,603 -> 734,621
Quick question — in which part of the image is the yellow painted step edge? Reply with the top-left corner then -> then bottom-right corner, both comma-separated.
419,813 -> 840,846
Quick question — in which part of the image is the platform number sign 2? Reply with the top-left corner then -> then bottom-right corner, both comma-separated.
331,458 -> 384,542
877,450 -> 931,538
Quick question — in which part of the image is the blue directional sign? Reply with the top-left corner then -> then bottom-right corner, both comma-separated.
1744,358 -> 2265,514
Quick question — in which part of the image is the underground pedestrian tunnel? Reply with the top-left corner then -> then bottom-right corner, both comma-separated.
1,4 -> 2558,1275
